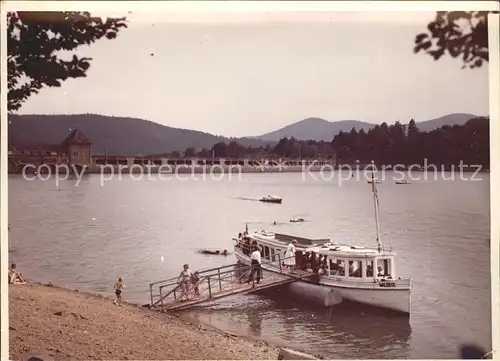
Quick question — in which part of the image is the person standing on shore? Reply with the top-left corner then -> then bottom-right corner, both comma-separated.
114,277 -> 125,305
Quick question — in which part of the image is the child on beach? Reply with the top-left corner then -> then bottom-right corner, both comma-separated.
8,264 -> 26,284
114,277 -> 125,305
191,271 -> 200,298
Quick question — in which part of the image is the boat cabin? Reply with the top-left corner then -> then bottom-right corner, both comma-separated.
315,245 -> 397,279
235,231 -> 397,280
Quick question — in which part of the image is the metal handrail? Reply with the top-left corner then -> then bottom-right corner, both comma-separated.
150,253 -> 298,308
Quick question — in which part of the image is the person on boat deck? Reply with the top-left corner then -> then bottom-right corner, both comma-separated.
294,249 -> 301,268
302,252 -> 310,271
334,261 -> 345,276
191,271 -> 200,298
8,264 -> 26,284
295,250 -> 303,269
310,252 -> 321,273
377,266 -> 384,277
320,255 -> 328,268
178,264 -> 192,302
242,238 -> 251,256
247,246 -> 262,284
284,240 -> 297,271
366,264 -> 374,277
349,261 -> 354,277
318,264 -> 328,276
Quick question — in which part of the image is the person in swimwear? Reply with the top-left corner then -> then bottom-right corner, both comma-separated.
114,277 -> 125,305
177,264 -> 192,302
8,264 -> 26,284
191,271 -> 200,298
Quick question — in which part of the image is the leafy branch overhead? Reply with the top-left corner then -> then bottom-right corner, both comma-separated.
414,11 -> 496,69
7,11 -> 127,111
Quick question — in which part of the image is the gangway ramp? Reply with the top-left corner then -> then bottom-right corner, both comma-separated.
149,257 -> 315,312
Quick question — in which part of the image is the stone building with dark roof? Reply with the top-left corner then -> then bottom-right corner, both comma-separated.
62,129 -> 92,166
8,129 -> 92,172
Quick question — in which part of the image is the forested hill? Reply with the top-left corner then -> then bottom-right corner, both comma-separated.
205,117 -> 489,169
7,114 -> 273,155
328,117 -> 489,167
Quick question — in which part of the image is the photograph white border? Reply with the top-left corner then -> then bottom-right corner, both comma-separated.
1,2 -> 498,360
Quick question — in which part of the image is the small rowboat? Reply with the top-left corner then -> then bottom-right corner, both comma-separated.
259,195 -> 282,204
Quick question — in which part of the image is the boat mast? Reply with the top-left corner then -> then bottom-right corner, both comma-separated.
370,161 -> 382,252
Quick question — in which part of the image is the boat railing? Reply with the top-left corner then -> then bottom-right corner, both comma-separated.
381,245 -> 393,252
149,252 -> 296,310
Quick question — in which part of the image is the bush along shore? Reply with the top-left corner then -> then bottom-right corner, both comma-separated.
9,282 -> 282,360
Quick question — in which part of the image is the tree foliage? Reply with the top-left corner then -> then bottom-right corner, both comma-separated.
414,11 -> 495,69
330,117 -> 489,168
182,117 -> 490,169
7,11 -> 127,111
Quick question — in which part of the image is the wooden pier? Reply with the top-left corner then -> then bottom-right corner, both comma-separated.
149,258 -> 315,312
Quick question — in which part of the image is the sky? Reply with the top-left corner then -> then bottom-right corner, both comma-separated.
14,7 -> 491,137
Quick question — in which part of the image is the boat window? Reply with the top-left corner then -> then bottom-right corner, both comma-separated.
348,260 -> 362,277
366,260 -> 374,277
329,258 -> 344,276
319,255 -> 329,275
271,248 -> 276,262
376,259 -> 391,277
264,246 -> 270,260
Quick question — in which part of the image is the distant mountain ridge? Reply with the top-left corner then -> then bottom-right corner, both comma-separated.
7,114 -> 273,156
254,113 -> 480,142
8,112 -> 482,156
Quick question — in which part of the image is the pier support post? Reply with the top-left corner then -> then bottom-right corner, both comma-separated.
159,286 -> 164,312
149,283 -> 153,307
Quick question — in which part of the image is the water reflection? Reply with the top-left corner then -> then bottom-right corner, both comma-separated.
247,310 -> 263,335
9,173 -> 490,358
191,287 -> 412,359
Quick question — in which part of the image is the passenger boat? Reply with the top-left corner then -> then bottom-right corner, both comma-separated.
233,162 -> 411,314
367,179 -> 382,184
395,179 -> 411,185
259,195 -> 282,204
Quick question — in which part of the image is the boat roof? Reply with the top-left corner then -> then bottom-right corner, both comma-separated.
250,230 -> 329,246
248,230 -> 396,258
275,232 -> 329,246
312,244 -> 396,258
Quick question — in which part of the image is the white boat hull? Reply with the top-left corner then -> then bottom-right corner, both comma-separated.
234,248 -> 410,314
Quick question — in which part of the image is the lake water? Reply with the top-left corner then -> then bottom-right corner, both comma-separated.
8,171 -> 491,359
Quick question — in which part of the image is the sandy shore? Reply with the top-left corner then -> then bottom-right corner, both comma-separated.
9,283 -> 280,360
